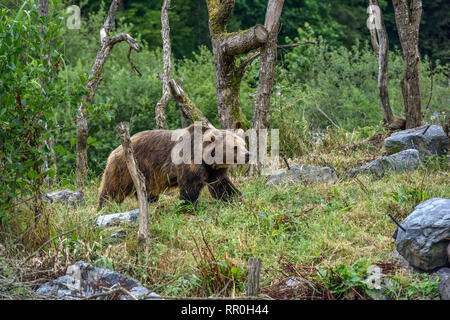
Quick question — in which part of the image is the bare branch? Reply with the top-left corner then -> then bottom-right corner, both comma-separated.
155,0 -> 172,129
409,0 -> 422,26
76,0 -> 141,187
216,0 -> 235,26
100,0 -> 121,41
168,79 -> 212,127
206,0 -> 235,28
127,47 -> 142,77
239,41 -> 316,74
264,0 -> 284,32
277,40 -> 317,50
222,25 -> 268,56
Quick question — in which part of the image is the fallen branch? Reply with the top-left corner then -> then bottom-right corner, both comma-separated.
82,284 -> 138,300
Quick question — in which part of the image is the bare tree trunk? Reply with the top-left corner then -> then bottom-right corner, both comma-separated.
369,1 -> 406,130
168,79 -> 212,127
38,0 -> 58,186
253,0 -> 284,131
206,0 -> 268,129
76,0 -> 141,187
117,122 -> 148,253
250,0 -> 284,174
392,0 -> 423,129
155,0 -> 172,129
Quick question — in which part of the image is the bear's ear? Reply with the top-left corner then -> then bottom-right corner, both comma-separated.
210,135 -> 215,142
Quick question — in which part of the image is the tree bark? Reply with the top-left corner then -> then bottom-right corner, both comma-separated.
246,257 -> 262,297
168,79 -> 212,127
253,0 -> 284,131
117,122 -> 148,252
206,0 -> 268,129
369,0 -> 406,129
392,0 -> 423,129
155,0 -> 172,129
76,0 -> 141,187
176,76 -> 188,127
250,0 -> 284,174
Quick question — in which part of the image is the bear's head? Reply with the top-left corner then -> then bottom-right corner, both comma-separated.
202,127 -> 250,169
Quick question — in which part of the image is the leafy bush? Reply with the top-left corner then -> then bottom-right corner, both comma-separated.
0,1 -> 72,224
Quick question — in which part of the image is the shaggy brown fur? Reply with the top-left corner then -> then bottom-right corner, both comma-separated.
98,124 -> 249,210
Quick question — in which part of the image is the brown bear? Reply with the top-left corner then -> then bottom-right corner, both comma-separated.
98,124 -> 250,210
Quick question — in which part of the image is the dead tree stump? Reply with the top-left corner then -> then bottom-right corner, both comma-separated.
246,257 -> 262,297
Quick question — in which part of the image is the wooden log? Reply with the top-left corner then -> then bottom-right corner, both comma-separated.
116,122 -> 148,252
246,257 -> 262,297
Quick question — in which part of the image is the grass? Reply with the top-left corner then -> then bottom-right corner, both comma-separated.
1,127 -> 449,300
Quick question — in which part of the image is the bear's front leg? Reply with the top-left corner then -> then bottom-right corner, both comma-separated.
208,175 -> 241,201
177,164 -> 206,206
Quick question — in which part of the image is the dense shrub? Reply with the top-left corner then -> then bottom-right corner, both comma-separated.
0,1 -> 73,224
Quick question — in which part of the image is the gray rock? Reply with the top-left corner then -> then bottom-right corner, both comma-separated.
347,149 -> 421,177
310,132 -> 327,145
285,277 -> 302,288
36,261 -> 160,300
109,230 -> 126,241
266,164 -> 338,187
96,209 -> 139,228
392,249 -> 412,269
448,243 -> 450,263
43,189 -> 85,206
384,125 -> 448,158
436,268 -> 450,300
395,198 -> 450,271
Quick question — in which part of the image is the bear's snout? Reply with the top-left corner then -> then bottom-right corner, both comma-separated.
245,152 -> 251,163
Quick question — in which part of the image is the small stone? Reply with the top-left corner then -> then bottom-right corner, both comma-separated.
43,189 -> 85,206
436,268 -> 450,300
266,164 -> 338,187
447,243 -> 450,264
96,209 -> 140,228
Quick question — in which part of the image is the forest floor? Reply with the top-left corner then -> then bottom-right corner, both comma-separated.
1,128 -> 449,300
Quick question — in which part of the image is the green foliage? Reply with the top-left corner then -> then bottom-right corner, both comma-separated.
270,28 -> 449,157
387,273 -> 440,300
384,186 -> 429,209
71,0 -> 449,63
316,261 -> 371,299
0,0 -> 72,222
